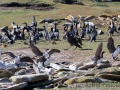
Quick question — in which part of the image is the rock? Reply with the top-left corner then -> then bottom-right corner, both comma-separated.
8,67 -> 25,74
9,74 -> 49,84
112,61 -> 120,67
33,63 -> 55,75
96,67 -> 120,75
5,82 -> 28,90
50,63 -> 64,70
53,68 -> 71,75
78,62 -> 96,70
33,63 -> 41,74
14,69 -> 27,76
0,69 -> 13,78
0,78 -> 10,83
95,63 -> 111,69
97,74 -> 120,81
25,77 -> 68,89
64,76 -> 102,85
76,62 -> 84,68
69,63 -> 78,70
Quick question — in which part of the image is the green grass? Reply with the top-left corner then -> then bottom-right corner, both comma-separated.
91,2 -> 109,7
0,0 -> 119,55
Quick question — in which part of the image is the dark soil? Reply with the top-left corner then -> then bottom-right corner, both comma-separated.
0,2 -> 54,11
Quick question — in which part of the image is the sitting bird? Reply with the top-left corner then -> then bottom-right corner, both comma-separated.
107,37 -> 116,53
65,31 -> 83,50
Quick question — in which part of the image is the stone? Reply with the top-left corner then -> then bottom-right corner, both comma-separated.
9,74 -> 49,84
95,63 -> 111,69
0,69 -> 13,78
97,67 -> 120,75
25,77 -> 68,89
64,76 -> 102,85
97,74 -> 120,81
50,63 -> 64,70
76,62 -> 83,68
69,63 -> 78,70
0,78 -> 10,83
5,82 -> 28,90
33,63 -> 41,74
8,67 -> 25,73
14,69 -> 27,76
78,62 -> 96,70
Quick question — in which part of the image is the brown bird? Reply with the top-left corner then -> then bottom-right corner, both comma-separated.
93,42 -> 104,64
29,43 -> 43,56
65,31 -> 83,50
29,43 -> 60,65
107,37 -> 116,53
37,49 -> 60,63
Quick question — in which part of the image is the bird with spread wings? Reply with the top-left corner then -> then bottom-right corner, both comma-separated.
107,37 -> 116,53
29,43 -> 60,67
2,52 -> 34,65
92,42 -> 105,64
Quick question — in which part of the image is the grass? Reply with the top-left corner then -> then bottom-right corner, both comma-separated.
91,2 -> 109,7
0,0 -> 119,55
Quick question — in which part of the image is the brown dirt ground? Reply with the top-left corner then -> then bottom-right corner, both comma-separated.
1,47 -> 120,66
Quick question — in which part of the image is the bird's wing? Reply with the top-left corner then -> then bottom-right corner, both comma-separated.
48,49 -> 60,55
2,52 -> 16,58
20,56 -> 34,63
94,42 -> 103,61
37,56 -> 46,63
76,38 -> 83,46
29,43 -> 43,56
107,37 -> 116,53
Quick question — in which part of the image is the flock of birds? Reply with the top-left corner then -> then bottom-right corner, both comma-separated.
0,15 -> 120,74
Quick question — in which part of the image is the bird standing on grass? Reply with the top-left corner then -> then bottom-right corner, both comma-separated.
64,31 -> 83,50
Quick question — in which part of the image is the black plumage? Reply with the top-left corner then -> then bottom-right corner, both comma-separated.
107,37 -> 116,53
2,52 -> 16,58
89,28 -> 97,42
37,49 -> 60,63
65,31 -> 83,50
29,43 -> 60,63
20,56 -> 34,63
29,43 -> 43,56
